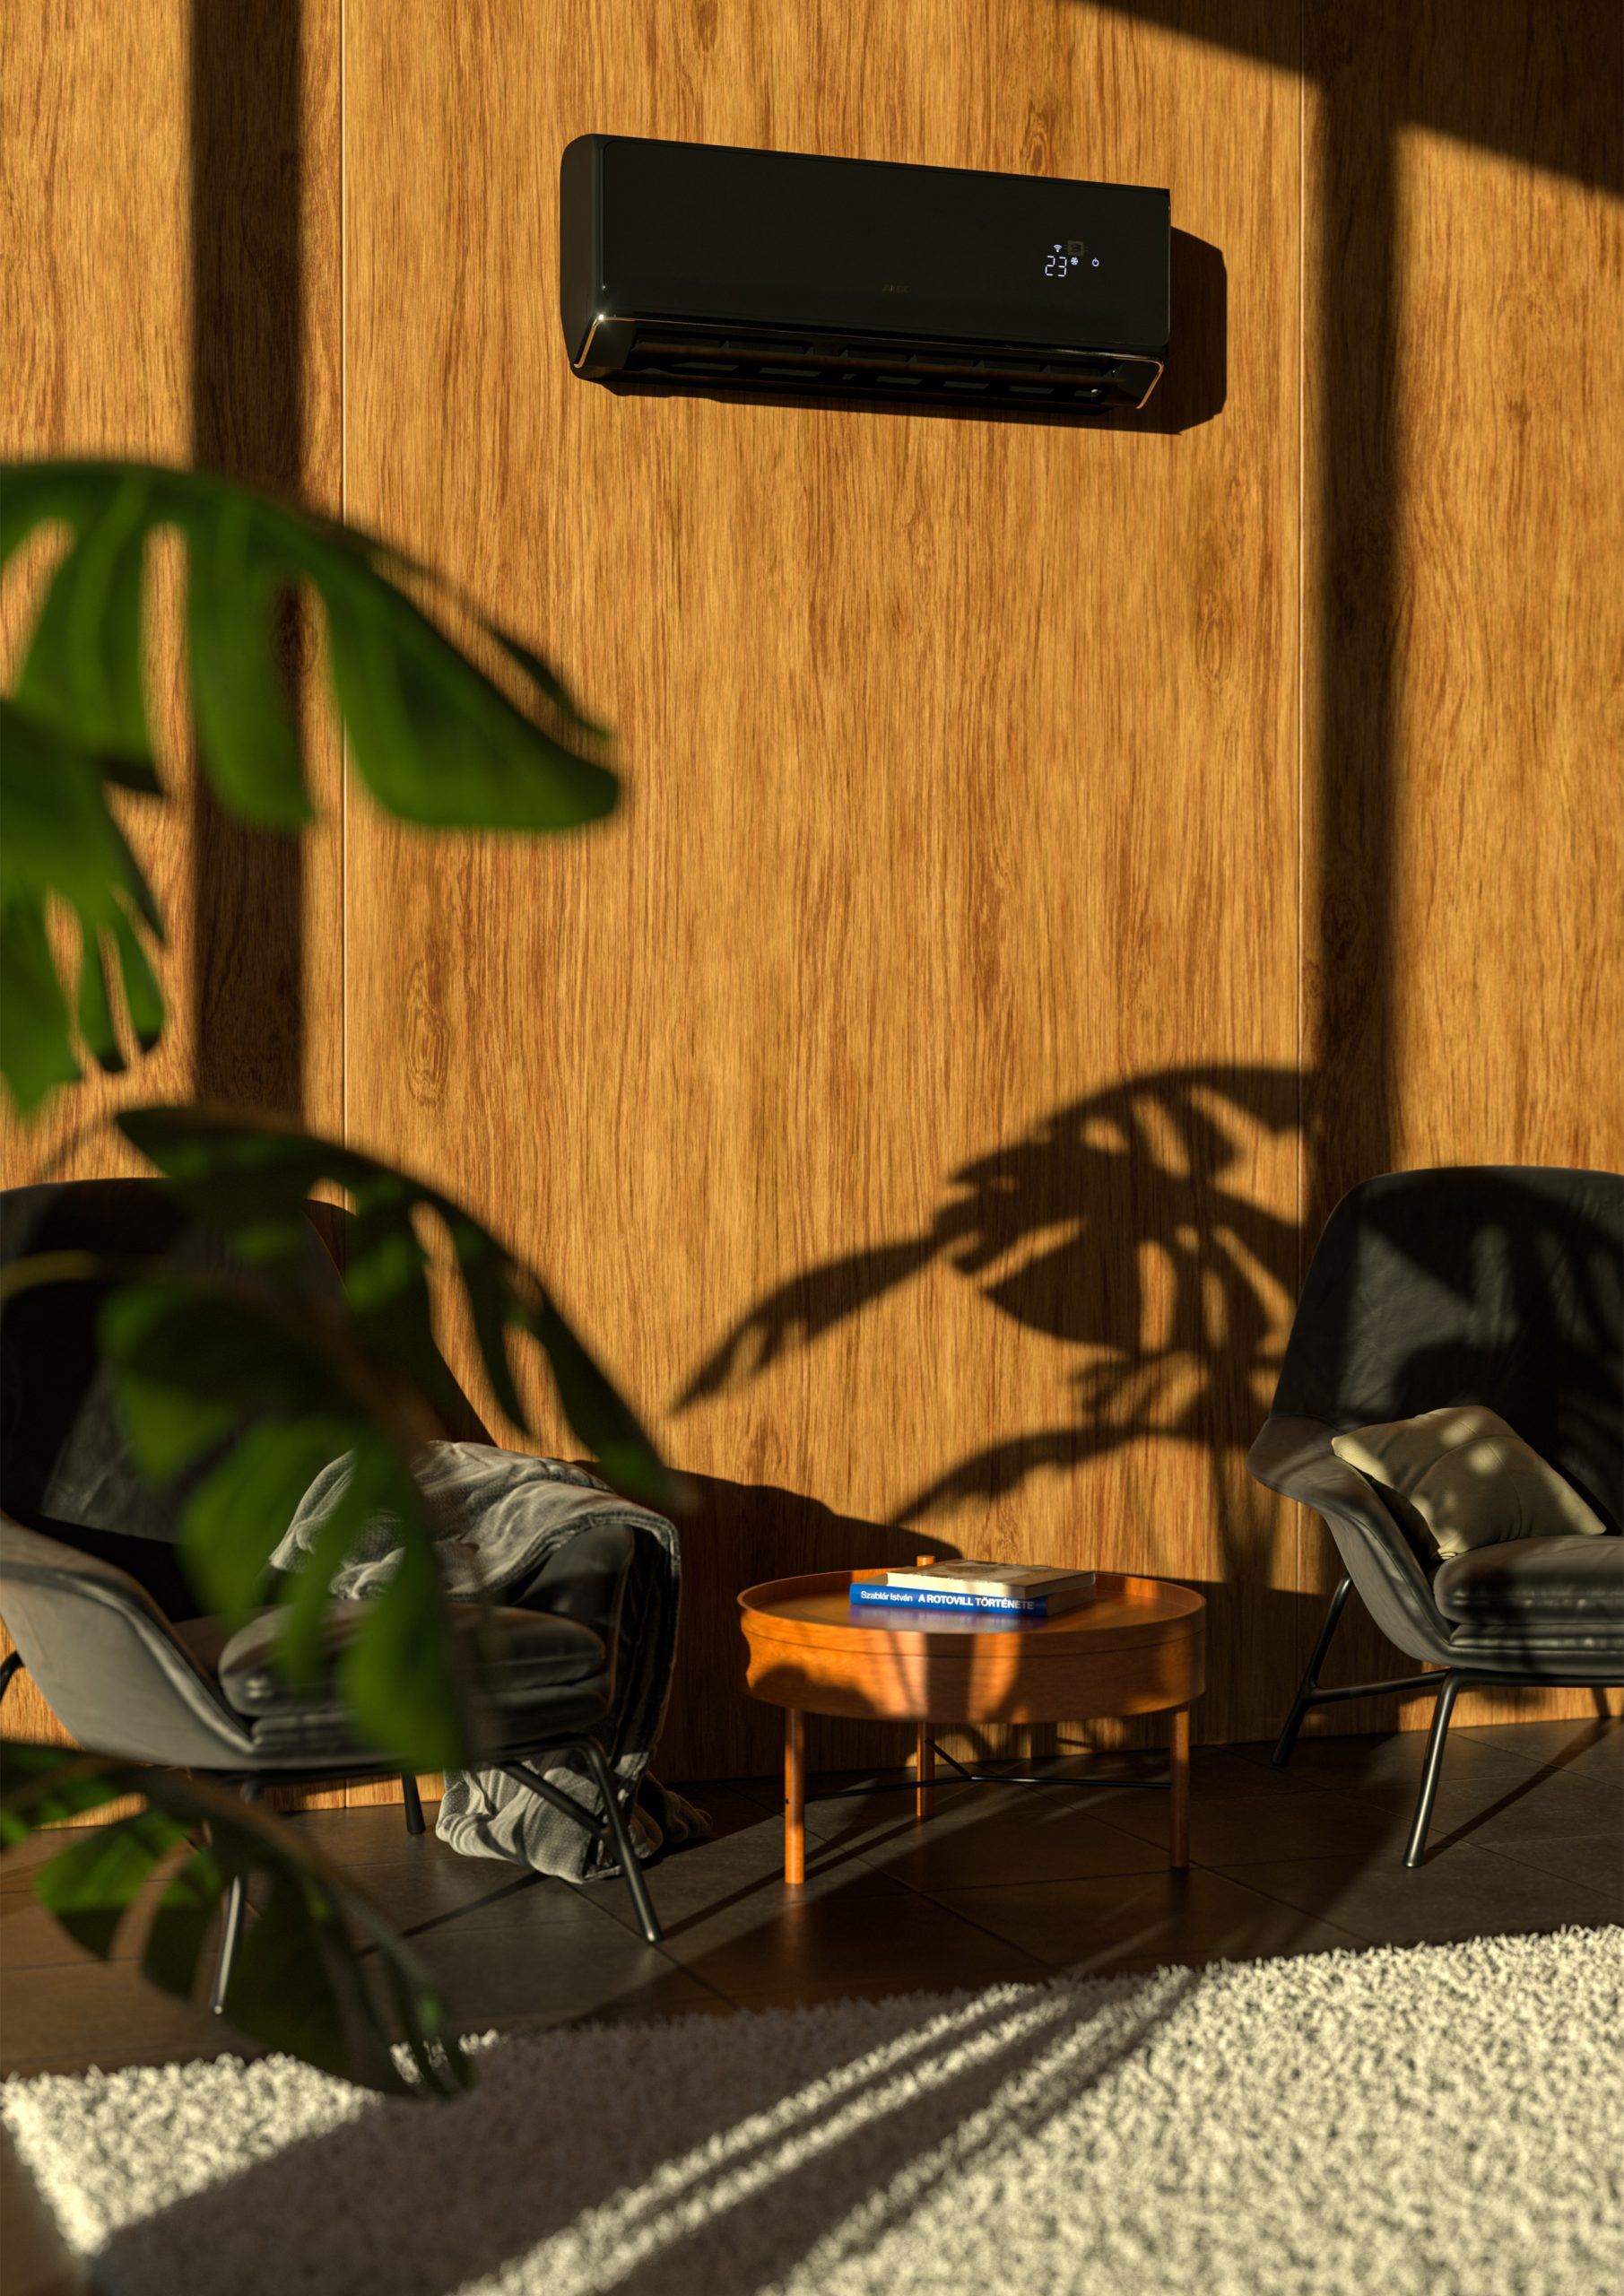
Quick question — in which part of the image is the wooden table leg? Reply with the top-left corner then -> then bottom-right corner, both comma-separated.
785,1708 -> 806,1887
915,1724 -> 935,1821
1168,1706 -> 1190,1869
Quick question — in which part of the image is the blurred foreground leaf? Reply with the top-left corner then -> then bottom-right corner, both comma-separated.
1,1744 -> 474,2098
117,1105 -> 680,1513
1,458 -> 619,1113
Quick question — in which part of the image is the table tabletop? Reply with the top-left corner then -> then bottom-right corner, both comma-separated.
738,1568 -> 1205,1652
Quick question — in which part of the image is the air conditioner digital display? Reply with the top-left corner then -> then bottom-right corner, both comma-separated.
1043,240 -> 1102,279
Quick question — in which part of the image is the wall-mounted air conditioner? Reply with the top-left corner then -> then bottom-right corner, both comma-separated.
560,135 -> 1169,414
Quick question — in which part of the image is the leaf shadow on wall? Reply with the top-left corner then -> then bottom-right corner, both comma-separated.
668,1066 -> 1311,1766
680,1065 -> 1299,1521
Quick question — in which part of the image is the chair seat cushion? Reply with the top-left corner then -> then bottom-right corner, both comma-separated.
216,1600 -> 607,1719
1434,1534 -> 1624,1623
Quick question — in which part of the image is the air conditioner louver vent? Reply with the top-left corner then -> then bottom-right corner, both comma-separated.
615,326 -> 1158,411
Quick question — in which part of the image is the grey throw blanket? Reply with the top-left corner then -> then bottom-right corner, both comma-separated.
273,1441 -> 708,1882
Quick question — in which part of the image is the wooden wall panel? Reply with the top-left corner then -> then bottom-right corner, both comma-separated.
1302,2 -> 1624,1729
5,3 -> 1620,1801
343,0 -> 1304,1776
1,1 -> 346,1800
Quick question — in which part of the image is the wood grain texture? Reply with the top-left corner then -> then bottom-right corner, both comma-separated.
1301,2 -> 1624,1730
739,1570 -> 1206,1731
342,0 -> 1304,1778
5,3 -> 1621,1809
0,0 -> 346,1804
1168,1702 -> 1190,1866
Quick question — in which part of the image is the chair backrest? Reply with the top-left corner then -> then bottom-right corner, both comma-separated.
0,1178 -> 348,1585
1272,1166 -> 1624,1532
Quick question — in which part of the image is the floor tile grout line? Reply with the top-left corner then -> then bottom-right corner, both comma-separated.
1466,1839 -> 1624,1899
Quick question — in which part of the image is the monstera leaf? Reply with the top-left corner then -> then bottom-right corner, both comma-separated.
0,458 -> 620,1112
0,698 -> 167,1109
2,1744 -> 474,2096
0,459 -> 662,2104
116,1104 -> 677,1513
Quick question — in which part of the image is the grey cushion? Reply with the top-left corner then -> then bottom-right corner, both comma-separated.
1435,1534 -> 1624,1624
1332,1406 -> 1609,1561
218,1600 -> 607,1718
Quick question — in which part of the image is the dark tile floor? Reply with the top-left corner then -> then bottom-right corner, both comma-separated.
1,1719 -> 1618,2082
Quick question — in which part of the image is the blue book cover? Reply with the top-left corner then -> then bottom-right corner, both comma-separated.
849,1584 -> 1052,1616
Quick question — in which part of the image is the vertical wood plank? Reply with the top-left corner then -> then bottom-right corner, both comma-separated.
1301,1 -> 1624,1731
342,0 -> 1303,1779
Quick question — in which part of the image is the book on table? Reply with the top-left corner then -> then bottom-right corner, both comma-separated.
849,1561 -> 1098,1618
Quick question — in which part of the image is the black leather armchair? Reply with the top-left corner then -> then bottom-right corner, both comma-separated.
0,1179 -> 663,1990
1248,1166 -> 1622,1865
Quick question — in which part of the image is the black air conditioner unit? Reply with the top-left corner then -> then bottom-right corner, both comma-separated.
560,136 -> 1168,414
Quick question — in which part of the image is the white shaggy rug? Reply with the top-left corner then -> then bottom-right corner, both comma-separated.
4,1929 -> 1620,2296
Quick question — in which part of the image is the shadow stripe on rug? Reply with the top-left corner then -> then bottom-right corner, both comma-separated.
3,1928 -> 1620,2296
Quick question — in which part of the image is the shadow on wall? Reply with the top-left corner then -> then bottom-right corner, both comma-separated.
1118,230 -> 1225,435
666,1067 -> 1303,1769
680,1065 -> 1300,1524
668,1074 -> 1622,1771
189,0 -> 311,1116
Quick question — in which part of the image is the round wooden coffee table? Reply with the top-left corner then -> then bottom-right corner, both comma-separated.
738,1569 -> 1205,1884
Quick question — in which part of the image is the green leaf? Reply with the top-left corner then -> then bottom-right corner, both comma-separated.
0,1745 -> 130,1839
178,1416 -> 352,1627
187,505 -> 308,825
142,1843 -> 225,1999
0,697 -> 166,1111
0,901 -> 82,1111
116,1105 -> 681,1512
91,1255 -> 475,1772
109,905 -> 165,1048
2,456 -> 622,1118
13,468 -> 156,777
34,1808 -> 186,1958
74,930 -> 126,1074
318,551 -> 618,831
222,1864 -> 358,2076
99,1284 -> 269,1481
341,1524 -> 466,1773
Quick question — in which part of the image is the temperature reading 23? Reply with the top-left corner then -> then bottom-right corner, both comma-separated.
1044,239 -> 1090,279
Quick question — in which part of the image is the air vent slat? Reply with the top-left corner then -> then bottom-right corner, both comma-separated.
723,336 -> 813,359
615,322 -> 1156,411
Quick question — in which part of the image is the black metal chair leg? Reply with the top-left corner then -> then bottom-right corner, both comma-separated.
210,1780 -> 262,2015
1403,1673 -> 1466,1868
0,1649 -> 24,1707
1273,1575 -> 1353,1766
401,1772 -> 425,1838
580,1739 -> 663,1945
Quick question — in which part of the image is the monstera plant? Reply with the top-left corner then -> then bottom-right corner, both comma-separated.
0,461 -> 674,2095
